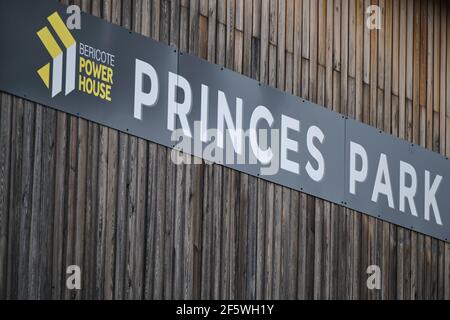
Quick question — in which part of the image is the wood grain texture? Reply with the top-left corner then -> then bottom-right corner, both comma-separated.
0,0 -> 449,300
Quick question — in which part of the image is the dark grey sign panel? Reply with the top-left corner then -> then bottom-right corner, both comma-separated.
0,0 -> 178,148
345,118 -> 450,241
176,53 -> 346,204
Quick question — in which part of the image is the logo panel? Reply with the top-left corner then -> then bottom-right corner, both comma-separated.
37,12 -> 76,97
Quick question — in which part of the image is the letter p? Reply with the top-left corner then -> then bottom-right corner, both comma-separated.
349,141 -> 368,195
134,59 -> 159,120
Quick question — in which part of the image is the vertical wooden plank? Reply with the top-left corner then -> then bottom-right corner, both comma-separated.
141,0 -> 151,37
159,0 -> 170,44
369,0 -> 378,128
342,2 -> 351,300
255,179 -> 266,299
235,169 -> 247,301
103,128 -> 118,300
378,0 -> 390,278
226,0 -> 235,68
384,0 -> 393,133
212,164 -> 223,299
172,152 -> 185,299
424,234 -> 432,298
95,125 -> 108,300
161,0 -> 177,300
83,120 -> 98,299
359,88 -> 369,299
235,0 -> 244,32
24,103 -> 41,300
412,0 -> 421,145
259,0 -> 269,83
6,97 -> 24,299
306,195 -> 315,299
144,142 -> 157,299
191,163 -> 204,299
252,0 -> 261,39
28,104 -> 42,300
255,0 -> 265,295
378,0 -> 385,90
314,5 -> 325,299
322,200 -> 331,300
277,0 -> 286,91
426,0 -> 433,150
313,198 -> 323,299
297,196 -> 307,298
170,0 -> 180,47
367,212 -> 376,301
433,1 -> 440,120
392,0 -> 400,100
411,3 -> 418,281
125,2 -> 144,301
405,1 -> 413,101
243,0 -> 253,77
445,3 -> 450,301
323,1 -> 334,300
0,94 -> 11,299
431,238 -> 438,299
439,3 -> 447,155
199,1 -> 213,300
286,0 -> 294,56
1,0 -> 449,301
287,188 -> 298,299
207,0 -> 217,62
329,203 -> 339,299
419,0 -> 427,115
113,132 -> 128,300
326,0 -> 334,109
245,1 -> 257,300
417,7 -> 426,290
279,187 -> 290,299
293,0 -> 303,97
272,185 -> 282,299
363,0 -> 370,85
151,0 -> 160,40
275,2 -> 286,300
98,0 -> 115,300
334,0 -> 341,72
264,183 -> 274,299
73,119 -> 87,300
163,149 -> 176,299
234,15 -> 243,72
40,107 -> 56,299
438,240 -> 446,299
376,0 -> 385,128
309,0 -> 318,102
354,0 -> 363,122
432,2 -> 440,154
216,3 -> 226,66
153,146 -> 167,299
396,1 -> 407,300
201,163 -> 213,299
289,5 -> 306,299
3,94 -> 14,298
220,168 -> 230,298
60,114 -> 75,300
348,0 -> 356,120
302,0 -> 310,61
376,3 -> 387,299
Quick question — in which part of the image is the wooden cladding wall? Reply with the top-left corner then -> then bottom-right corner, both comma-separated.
0,0 -> 450,300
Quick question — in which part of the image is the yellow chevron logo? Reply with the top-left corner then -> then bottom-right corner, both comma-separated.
37,12 -> 76,97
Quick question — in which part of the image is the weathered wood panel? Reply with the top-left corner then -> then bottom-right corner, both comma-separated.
0,0 -> 450,300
